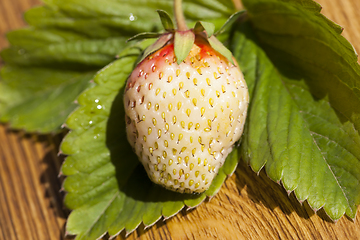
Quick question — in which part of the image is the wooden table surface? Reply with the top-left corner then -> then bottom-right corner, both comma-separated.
1,0 -> 360,239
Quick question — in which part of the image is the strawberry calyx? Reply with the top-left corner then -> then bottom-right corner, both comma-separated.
127,2 -> 247,66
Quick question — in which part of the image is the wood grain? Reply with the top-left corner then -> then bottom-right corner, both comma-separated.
0,0 -> 359,239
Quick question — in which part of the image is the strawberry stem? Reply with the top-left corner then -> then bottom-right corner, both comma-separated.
232,0 -> 243,11
174,0 -> 187,31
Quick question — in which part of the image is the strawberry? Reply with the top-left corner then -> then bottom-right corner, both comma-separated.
124,6 -> 249,193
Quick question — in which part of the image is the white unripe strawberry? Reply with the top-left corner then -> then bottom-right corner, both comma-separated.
124,8 -> 249,193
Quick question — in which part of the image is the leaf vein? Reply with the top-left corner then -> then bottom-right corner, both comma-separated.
82,192 -> 119,238
309,131 -> 360,185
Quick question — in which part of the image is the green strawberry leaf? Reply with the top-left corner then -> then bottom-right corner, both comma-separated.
0,66 -> 95,132
60,41 -> 240,239
25,0 -> 233,38
1,35 -> 127,69
232,0 -> 360,220
0,0 -> 234,133
0,36 -> 126,132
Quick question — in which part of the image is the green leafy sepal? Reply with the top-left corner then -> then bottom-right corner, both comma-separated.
174,30 -> 195,64
157,10 -> 175,31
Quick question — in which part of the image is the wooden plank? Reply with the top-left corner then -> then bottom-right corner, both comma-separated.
0,0 -> 359,239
